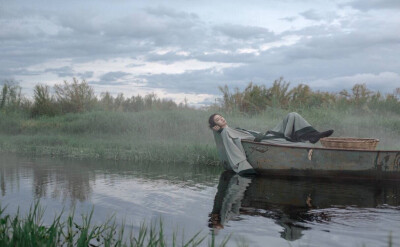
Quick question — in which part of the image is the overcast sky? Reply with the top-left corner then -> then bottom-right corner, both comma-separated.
1,0 -> 399,106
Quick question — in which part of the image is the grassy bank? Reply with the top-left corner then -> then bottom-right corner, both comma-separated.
0,109 -> 219,164
0,203 -> 230,247
0,107 -> 399,164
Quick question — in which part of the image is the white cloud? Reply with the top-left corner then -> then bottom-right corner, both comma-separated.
1,0 -> 399,105
308,72 -> 400,93
345,0 -> 400,11
260,35 -> 301,51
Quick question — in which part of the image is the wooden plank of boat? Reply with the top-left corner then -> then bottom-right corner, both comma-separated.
241,140 -> 400,180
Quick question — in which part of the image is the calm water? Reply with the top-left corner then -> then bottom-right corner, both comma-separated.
1,153 -> 400,247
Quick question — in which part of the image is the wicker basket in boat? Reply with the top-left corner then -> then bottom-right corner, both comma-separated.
319,137 -> 379,150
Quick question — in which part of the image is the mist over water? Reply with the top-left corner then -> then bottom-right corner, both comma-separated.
2,153 -> 400,246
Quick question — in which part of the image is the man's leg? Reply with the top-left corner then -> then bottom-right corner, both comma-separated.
270,112 -> 333,143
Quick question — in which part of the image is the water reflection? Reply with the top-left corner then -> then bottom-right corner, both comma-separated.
0,153 -> 223,245
0,153 -> 221,203
3,153 -> 400,246
209,171 -> 400,241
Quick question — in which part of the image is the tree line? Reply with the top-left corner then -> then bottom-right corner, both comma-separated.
217,77 -> 400,114
1,77 -> 399,117
0,78 -> 184,117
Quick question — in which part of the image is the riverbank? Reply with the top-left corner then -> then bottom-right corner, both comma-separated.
1,107 -> 399,164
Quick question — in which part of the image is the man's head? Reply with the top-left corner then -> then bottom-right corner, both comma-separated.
208,114 -> 227,130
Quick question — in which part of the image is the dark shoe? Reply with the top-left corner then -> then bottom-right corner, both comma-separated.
308,130 -> 334,144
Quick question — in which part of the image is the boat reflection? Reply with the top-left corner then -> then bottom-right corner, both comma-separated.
209,171 -> 400,241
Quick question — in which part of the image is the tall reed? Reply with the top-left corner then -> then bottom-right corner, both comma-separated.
0,202 -> 230,247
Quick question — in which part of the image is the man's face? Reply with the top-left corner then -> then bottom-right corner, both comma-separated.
213,115 -> 227,128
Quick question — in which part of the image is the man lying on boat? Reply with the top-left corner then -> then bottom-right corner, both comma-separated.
208,112 -> 333,175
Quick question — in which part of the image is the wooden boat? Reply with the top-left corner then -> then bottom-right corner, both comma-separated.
241,140 -> 400,180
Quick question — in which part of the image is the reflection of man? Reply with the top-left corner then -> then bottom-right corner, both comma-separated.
208,171 -> 252,229
209,171 -> 309,241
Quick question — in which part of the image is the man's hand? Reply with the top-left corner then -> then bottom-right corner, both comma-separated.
253,133 -> 265,142
212,125 -> 221,132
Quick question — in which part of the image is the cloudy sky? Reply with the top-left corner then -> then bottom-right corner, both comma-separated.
1,0 -> 399,106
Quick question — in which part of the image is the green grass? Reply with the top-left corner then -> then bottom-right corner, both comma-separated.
0,202 -> 230,247
1,202 -> 395,247
0,107 -> 399,164
0,109 -> 220,164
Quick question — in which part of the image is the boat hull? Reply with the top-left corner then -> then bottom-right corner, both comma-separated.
242,140 -> 400,180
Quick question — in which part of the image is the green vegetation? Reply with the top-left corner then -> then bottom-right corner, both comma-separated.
0,78 -> 399,163
0,203 -> 230,247
0,109 -> 219,164
0,78 -> 181,117
219,78 -> 400,115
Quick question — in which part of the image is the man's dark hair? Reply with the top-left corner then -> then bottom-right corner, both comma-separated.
208,113 -> 219,129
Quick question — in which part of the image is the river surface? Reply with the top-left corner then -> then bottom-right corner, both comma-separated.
1,153 -> 400,247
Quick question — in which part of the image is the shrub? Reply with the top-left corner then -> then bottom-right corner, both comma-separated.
54,78 -> 96,114
31,84 -> 59,117
0,80 -> 25,113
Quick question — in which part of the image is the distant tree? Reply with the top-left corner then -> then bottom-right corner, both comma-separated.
351,83 -> 372,106
144,93 -> 157,110
99,92 -> 114,111
114,93 -> 124,111
31,84 -> 58,117
218,83 -> 270,114
267,77 -> 292,108
131,95 -> 145,112
0,80 -> 24,112
241,82 -> 270,114
54,78 -> 96,113
289,84 -> 312,107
